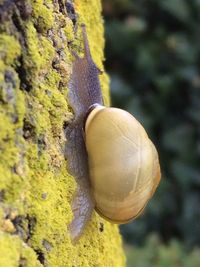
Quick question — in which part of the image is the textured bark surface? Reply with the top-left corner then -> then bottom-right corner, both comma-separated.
0,0 -> 125,266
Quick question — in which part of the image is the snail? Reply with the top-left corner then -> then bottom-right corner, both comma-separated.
65,24 -> 161,242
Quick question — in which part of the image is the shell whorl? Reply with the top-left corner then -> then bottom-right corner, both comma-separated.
85,106 -> 161,223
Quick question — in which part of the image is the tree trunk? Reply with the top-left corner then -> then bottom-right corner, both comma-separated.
0,0 -> 125,266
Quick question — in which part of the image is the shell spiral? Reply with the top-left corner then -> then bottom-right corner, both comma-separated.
85,106 -> 161,223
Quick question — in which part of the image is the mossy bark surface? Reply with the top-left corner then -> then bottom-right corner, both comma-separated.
0,0 -> 125,266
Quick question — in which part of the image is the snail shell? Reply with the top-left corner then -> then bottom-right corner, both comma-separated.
85,105 -> 161,223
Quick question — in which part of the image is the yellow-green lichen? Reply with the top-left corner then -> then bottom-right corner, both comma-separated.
0,32 -> 27,208
32,0 -> 54,33
63,18 -> 75,43
0,35 -> 21,65
0,232 -> 42,267
25,21 -> 55,83
0,0 -> 126,266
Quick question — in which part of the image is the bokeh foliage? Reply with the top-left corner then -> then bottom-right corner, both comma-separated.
125,234 -> 200,267
102,0 -> 200,248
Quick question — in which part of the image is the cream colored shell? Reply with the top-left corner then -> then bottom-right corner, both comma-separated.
85,106 -> 161,223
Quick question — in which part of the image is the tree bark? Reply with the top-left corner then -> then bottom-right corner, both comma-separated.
0,0 -> 125,266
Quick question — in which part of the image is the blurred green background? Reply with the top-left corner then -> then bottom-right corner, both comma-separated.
102,0 -> 200,266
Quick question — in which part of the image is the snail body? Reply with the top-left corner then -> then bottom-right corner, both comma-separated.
65,25 -> 161,241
